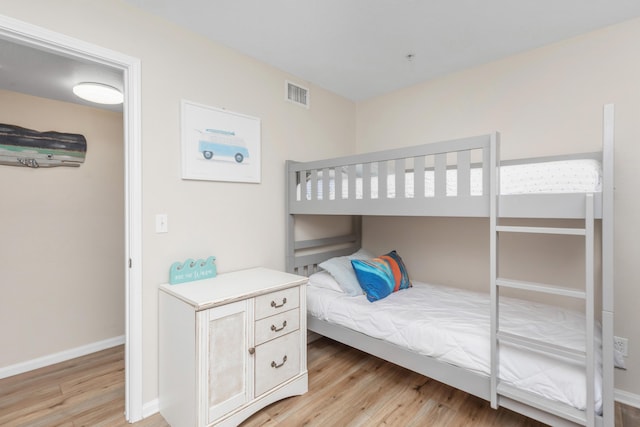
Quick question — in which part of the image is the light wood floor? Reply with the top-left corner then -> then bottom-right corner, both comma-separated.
242,338 -> 547,427
1,338 -> 638,426
0,345 -> 165,427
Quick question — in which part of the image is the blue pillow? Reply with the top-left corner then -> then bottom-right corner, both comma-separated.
351,250 -> 412,302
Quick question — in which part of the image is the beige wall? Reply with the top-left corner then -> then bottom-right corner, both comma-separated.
0,89 -> 124,366
356,18 -> 640,395
0,0 -> 356,405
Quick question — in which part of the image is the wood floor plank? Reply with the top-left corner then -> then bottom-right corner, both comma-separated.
619,401 -> 640,427
0,382 -> 62,413
412,401 -> 459,427
0,387 -> 69,426
361,382 -> 432,426
241,339 -> 549,427
272,358 -> 384,425
296,360 -> 390,425
254,342 -> 378,425
4,378 -> 122,427
0,346 -> 131,427
345,362 -> 430,426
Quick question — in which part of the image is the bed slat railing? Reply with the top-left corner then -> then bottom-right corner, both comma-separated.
322,167 -> 330,201
378,161 -> 387,199
288,134 -> 495,216
395,159 -> 405,199
334,166 -> 342,201
361,163 -> 369,199
414,155 -> 426,200
285,210 -> 362,276
457,150 -> 471,197
434,153 -> 447,198
348,164 -> 357,200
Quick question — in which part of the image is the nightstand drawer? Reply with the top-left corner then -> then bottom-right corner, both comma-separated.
254,330 -> 300,396
255,309 -> 300,346
254,286 -> 299,320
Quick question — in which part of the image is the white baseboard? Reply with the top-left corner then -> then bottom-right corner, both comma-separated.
143,398 -> 160,418
0,335 -> 125,380
615,389 -> 640,409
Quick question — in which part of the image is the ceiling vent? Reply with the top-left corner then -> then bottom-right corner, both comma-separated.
286,80 -> 309,108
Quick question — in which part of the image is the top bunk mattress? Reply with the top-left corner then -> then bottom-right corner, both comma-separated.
299,158 -> 602,200
307,279 -> 602,413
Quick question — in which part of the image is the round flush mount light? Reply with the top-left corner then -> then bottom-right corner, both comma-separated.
73,82 -> 123,105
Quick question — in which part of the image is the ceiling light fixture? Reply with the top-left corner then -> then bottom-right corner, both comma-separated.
72,82 -> 123,105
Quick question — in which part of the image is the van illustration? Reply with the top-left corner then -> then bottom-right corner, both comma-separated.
197,128 -> 249,163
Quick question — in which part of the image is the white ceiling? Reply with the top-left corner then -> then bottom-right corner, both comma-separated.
123,0 -> 640,101
1,1 -> 640,109
0,37 -> 123,112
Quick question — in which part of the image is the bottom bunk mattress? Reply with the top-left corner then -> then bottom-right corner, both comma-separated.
306,279 -> 602,413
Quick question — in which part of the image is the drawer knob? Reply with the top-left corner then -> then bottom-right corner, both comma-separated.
270,297 -> 287,308
248,347 -> 255,355
271,355 -> 288,369
270,320 -> 287,332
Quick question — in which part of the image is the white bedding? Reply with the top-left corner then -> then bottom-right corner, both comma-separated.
307,281 -> 602,412
300,159 -> 602,200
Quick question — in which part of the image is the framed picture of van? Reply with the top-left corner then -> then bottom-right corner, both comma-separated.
181,100 -> 261,183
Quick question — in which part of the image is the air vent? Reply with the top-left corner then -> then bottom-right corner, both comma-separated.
286,81 -> 309,108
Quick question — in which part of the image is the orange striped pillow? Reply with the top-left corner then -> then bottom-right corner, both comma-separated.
351,250 -> 412,302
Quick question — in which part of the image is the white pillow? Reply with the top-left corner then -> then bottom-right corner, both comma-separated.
308,271 -> 344,293
318,248 -> 375,296
350,248 -> 375,259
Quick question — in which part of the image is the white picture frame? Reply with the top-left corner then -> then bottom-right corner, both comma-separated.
181,100 -> 261,183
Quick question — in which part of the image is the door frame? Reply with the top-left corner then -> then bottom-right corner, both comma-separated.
0,15 -> 144,421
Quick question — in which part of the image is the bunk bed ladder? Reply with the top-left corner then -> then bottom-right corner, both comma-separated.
491,195 -> 597,426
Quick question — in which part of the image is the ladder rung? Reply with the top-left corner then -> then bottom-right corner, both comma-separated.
497,331 -> 586,363
496,278 -> 586,299
497,382 -> 588,425
496,225 -> 586,236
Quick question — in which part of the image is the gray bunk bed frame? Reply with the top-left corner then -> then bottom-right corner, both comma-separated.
285,104 -> 615,427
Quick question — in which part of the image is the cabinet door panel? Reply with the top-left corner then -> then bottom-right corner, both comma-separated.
254,331 -> 300,396
205,301 -> 249,423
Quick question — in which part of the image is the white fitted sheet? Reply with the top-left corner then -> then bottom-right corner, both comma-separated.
301,159 -> 602,200
307,281 -> 602,412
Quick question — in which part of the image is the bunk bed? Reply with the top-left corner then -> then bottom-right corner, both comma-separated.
285,104 -> 614,427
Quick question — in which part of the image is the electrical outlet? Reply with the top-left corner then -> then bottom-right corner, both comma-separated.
614,336 -> 629,357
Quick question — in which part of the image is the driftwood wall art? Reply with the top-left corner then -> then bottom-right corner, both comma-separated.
0,124 -> 87,168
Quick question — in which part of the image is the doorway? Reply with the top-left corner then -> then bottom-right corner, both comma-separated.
0,15 -> 143,422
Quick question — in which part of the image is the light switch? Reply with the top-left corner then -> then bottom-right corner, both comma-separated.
155,214 -> 168,233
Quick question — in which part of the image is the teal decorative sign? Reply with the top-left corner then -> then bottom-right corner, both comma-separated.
170,256 -> 217,285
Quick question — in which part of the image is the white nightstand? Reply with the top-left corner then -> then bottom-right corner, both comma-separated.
159,267 -> 308,426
